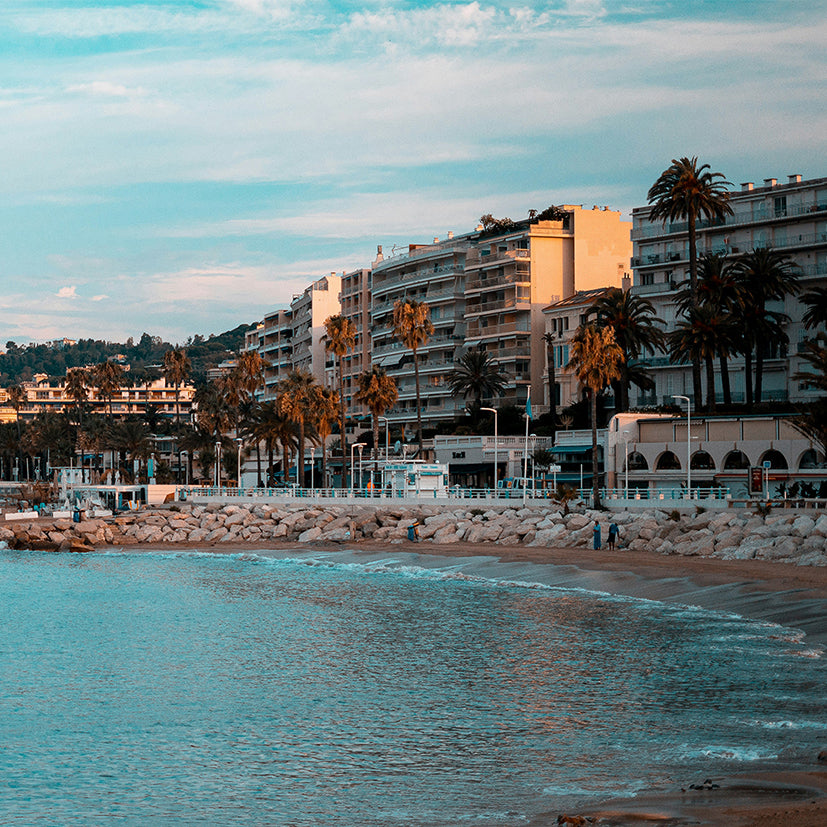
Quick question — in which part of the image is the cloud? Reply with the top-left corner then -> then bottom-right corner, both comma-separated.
56,286 -> 77,299
91,294 -> 108,302
67,81 -> 144,98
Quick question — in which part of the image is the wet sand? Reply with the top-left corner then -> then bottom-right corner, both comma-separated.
113,537 -> 827,826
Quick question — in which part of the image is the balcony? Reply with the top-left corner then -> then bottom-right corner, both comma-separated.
466,320 -> 530,338
465,270 -> 530,292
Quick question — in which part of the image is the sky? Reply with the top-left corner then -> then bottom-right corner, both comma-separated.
1,0 -> 826,346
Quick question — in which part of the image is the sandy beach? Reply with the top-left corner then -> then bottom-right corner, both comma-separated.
116,535 -> 827,826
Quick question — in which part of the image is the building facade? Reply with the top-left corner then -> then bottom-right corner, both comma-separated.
630,173 -> 827,407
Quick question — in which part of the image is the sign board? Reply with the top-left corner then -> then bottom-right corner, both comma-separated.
548,464 -> 562,473
749,466 -> 764,494
762,460 -> 772,469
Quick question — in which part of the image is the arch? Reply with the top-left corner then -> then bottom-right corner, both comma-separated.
723,450 -> 750,470
625,451 -> 648,471
759,449 -> 788,470
655,450 -> 681,471
798,448 -> 824,469
690,450 -> 715,470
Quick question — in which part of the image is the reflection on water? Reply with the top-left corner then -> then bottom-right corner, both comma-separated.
0,549 -> 824,826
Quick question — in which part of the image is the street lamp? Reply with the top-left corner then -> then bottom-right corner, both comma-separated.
480,407 -> 498,493
215,441 -> 222,490
357,443 -> 365,493
622,434 -> 633,498
673,395 -> 691,498
379,416 -> 390,459
235,437 -> 243,492
350,442 -> 366,497
180,451 -> 189,486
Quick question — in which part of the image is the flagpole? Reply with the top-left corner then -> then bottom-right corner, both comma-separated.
523,396 -> 531,505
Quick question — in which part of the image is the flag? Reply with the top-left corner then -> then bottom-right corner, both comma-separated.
526,396 -> 532,420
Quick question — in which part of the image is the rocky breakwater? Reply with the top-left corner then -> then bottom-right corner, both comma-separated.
2,503 -> 826,567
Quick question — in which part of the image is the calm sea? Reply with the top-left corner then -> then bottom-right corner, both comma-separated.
1,548 -> 825,825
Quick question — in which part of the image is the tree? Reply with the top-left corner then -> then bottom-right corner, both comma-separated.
276,369 -> 317,488
392,299 -> 433,452
801,286 -> 827,331
110,419 -> 151,481
251,401 -> 298,487
669,306 -> 738,413
233,351 -> 268,484
92,360 -> 124,418
194,382 -> 232,440
6,385 -> 25,440
542,332 -> 558,445
647,157 -> 733,407
308,387 -> 339,488
587,287 -> 665,411
733,248 -> 800,405
355,366 -> 398,484
567,324 -> 624,508
674,253 -> 742,405
324,315 -> 356,488
448,348 -> 507,417
64,367 -> 90,429
162,348 -> 191,424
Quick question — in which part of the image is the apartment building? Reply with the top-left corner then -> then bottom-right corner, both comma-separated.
467,207 -> 630,412
630,172 -> 827,406
0,374 -> 196,423
339,266 -> 373,419
370,234 -> 471,430
254,308 -> 293,400
290,273 -> 341,380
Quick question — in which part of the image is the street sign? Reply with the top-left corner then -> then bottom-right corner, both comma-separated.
749,466 -> 763,494
548,464 -> 562,472
762,460 -> 772,469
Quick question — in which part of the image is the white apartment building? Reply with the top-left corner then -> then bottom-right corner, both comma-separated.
630,172 -> 827,406
290,272 -> 341,380
339,266 -> 373,420
370,234 -> 470,430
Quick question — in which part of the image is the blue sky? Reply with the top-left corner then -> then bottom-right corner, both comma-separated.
2,0 -> 826,345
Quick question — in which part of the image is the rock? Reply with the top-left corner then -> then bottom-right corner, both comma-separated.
204,527 -> 229,543
528,524 -> 567,547
298,526 -> 322,543
791,515 -> 816,537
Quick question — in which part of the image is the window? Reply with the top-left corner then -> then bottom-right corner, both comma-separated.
641,272 -> 654,286
774,195 -> 787,217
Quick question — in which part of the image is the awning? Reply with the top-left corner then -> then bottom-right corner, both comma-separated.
376,353 -> 404,367
552,445 -> 592,455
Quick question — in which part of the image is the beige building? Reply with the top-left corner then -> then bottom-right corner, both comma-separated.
339,266 -> 373,419
0,373 -> 196,422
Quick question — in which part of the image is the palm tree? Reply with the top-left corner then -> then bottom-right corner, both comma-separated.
801,286 -> 827,331
64,367 -> 90,428
162,348 -> 191,424
794,332 -> 827,393
92,360 -> 124,418
669,306 -> 739,413
448,348 -> 507,417
734,248 -> 800,405
647,157 -> 733,407
587,287 -> 665,411
355,366 -> 398,484
308,387 -> 339,488
6,385 -> 25,441
324,314 -> 356,488
110,419 -> 151,482
276,369 -> 317,488
194,382 -> 233,441
675,253 -> 743,405
392,298 -> 434,452
543,331 -> 558,445
567,324 -> 624,508
251,400 -> 298,486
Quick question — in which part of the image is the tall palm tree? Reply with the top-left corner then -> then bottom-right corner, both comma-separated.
324,314 -> 356,488
64,367 -> 90,429
251,400 -> 298,487
355,366 -> 398,483
276,369 -> 317,488
675,253 -> 743,405
567,324 -> 624,508
308,386 -> 339,488
194,382 -> 233,440
92,360 -> 124,418
542,331 -> 558,445
6,385 -> 26,441
448,348 -> 507,417
647,157 -> 733,407
162,348 -> 191,424
587,287 -> 665,411
392,298 -> 433,452
669,306 -> 739,413
734,247 -> 800,405
110,419 -> 151,482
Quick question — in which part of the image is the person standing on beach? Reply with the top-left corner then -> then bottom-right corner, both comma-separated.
607,521 -> 620,550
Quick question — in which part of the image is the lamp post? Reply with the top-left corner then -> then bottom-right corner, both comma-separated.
673,395 -> 691,499
357,444 -> 365,494
215,441 -> 222,490
350,442 -> 366,497
180,451 -> 189,486
310,446 -> 315,490
480,406 -> 498,494
379,416 -> 390,459
235,437 -> 243,492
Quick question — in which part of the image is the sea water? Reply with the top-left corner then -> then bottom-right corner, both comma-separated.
1,548 -> 825,826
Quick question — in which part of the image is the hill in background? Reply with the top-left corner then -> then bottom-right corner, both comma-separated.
0,324 -> 253,387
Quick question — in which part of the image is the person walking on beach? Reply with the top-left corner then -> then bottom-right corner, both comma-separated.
607,521 -> 620,550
